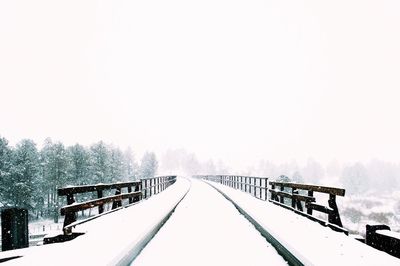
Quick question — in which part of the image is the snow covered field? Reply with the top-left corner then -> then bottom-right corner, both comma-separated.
338,192 -> 400,236
131,178 -> 287,266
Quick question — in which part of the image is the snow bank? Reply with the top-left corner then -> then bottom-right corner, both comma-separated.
0,178 -> 190,265
205,180 -> 400,266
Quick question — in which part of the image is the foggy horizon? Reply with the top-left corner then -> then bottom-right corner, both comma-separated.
1,0 -> 400,173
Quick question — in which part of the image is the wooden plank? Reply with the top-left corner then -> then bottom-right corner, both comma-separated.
268,189 -> 316,202
269,181 -> 345,196
268,200 -> 348,234
60,191 -> 142,215
305,203 -> 333,214
58,181 -> 141,196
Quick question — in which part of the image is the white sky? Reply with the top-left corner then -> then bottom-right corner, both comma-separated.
1,0 -> 400,169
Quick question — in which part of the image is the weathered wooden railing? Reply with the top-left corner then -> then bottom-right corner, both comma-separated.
58,176 -> 177,234
269,179 -> 347,233
58,181 -> 141,233
197,175 -> 268,201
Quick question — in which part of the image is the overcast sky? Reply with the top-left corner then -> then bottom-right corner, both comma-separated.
1,0 -> 399,170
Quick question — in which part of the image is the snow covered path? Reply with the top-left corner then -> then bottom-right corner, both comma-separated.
131,178 -> 287,266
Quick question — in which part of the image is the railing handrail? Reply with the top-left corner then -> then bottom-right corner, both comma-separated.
269,179 -> 346,232
60,191 -> 142,215
198,175 -> 269,201
269,181 -> 345,196
58,176 -> 177,234
58,181 -> 141,196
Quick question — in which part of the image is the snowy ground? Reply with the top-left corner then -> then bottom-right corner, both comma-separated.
131,178 -> 287,266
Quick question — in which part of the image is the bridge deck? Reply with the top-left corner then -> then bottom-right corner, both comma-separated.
1,177 -> 399,265
131,178 -> 287,266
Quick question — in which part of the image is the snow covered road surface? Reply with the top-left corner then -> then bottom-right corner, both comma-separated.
131,178 -> 288,266
206,180 -> 400,266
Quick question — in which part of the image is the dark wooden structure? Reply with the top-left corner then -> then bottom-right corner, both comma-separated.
58,181 -> 142,232
197,175 -> 268,200
366,224 -> 400,259
1,208 -> 29,251
269,180 -> 347,233
57,176 -> 177,235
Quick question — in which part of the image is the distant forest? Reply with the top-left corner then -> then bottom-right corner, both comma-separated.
0,136 -> 158,221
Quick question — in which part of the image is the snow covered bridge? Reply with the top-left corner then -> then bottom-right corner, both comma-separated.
1,177 -> 399,265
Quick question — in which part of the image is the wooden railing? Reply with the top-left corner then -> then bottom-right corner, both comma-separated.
141,176 -> 177,199
197,175 -> 268,201
269,179 -> 347,233
58,176 -> 177,234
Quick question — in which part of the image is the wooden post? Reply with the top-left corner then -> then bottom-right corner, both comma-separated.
1,208 -> 29,251
328,194 -> 343,227
280,185 -> 284,203
271,183 -> 275,201
128,186 -> 133,204
307,190 -> 314,215
97,189 -> 104,213
292,188 -> 297,208
112,188 -> 122,209
264,178 -> 268,200
63,193 -> 77,228
142,179 -> 147,199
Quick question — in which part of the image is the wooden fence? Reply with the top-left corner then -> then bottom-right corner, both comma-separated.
269,180 -> 347,233
197,175 -> 268,201
198,174 -> 347,234
58,176 -> 177,234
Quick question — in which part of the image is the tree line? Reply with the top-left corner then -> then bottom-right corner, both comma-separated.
0,136 -> 158,221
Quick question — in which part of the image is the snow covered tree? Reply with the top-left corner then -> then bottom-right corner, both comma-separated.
108,145 -> 124,182
291,171 -> 303,183
9,139 -> 40,210
89,141 -> 111,183
40,139 -> 69,221
139,152 -> 158,178
67,144 -> 91,185
0,136 -> 13,206
277,175 -> 291,183
123,147 -> 138,180
341,162 -> 369,195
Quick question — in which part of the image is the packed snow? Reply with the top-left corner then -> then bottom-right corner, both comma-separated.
131,178 -> 287,266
